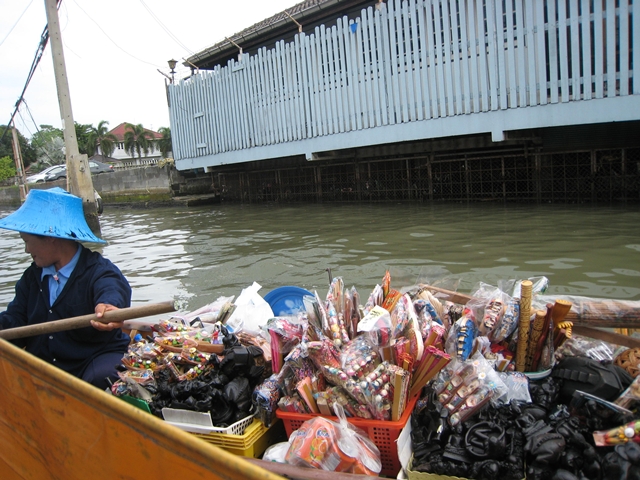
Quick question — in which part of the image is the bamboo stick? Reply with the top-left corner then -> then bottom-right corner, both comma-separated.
525,309 -> 548,371
516,280 -> 533,372
0,301 -> 177,340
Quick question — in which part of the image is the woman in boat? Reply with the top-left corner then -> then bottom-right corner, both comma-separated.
0,187 -> 131,390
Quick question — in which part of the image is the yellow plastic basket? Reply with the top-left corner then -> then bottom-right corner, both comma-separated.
193,418 -> 286,458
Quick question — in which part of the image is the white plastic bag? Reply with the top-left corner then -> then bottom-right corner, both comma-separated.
263,441 -> 291,463
226,282 -> 274,336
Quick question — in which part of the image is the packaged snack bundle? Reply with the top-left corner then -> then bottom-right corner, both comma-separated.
285,403 -> 382,475
390,293 -> 424,366
325,277 -> 350,347
265,316 -> 305,373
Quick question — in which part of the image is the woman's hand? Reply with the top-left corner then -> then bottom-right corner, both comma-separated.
90,303 -> 124,331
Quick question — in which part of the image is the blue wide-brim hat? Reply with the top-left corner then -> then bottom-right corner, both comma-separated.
0,187 -> 106,244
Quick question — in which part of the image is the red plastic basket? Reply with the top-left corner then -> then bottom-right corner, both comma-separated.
275,395 -> 418,477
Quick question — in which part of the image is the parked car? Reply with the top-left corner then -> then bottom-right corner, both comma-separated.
45,160 -> 114,182
26,164 -> 66,184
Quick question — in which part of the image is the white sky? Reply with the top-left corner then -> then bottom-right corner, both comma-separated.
0,0 -> 300,138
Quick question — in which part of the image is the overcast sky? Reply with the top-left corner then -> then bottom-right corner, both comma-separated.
1,0 -> 299,138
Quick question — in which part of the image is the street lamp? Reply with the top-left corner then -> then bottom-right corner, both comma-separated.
167,59 -> 177,83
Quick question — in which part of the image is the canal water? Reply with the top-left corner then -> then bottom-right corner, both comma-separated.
1,202 -> 639,318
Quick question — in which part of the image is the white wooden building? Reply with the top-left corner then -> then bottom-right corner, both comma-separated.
166,0 -> 640,203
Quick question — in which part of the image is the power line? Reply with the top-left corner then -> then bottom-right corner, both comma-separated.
0,0 -> 62,145
20,101 -> 61,166
0,0 -> 36,49
138,0 -> 194,55
71,0 -> 163,68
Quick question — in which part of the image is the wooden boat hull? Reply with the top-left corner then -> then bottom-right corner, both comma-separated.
0,338 -> 284,480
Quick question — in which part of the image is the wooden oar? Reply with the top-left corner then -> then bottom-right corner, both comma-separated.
572,326 -> 640,349
0,301 -> 176,341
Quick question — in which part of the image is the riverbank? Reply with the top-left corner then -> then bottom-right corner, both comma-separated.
0,166 -> 220,208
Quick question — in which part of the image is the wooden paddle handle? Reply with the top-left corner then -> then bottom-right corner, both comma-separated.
0,301 -> 177,341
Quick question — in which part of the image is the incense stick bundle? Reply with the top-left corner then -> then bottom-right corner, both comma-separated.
412,323 -> 446,374
516,280 -> 533,372
409,346 -> 451,398
296,377 -> 319,413
389,365 -> 411,421
526,309 -> 548,371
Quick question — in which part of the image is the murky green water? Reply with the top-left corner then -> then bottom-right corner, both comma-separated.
1,202 -> 639,315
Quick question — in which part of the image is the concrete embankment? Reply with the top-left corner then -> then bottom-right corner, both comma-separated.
0,166 -> 220,208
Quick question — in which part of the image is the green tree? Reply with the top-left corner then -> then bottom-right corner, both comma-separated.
124,123 -> 154,160
158,126 -> 172,158
87,120 -> 117,158
0,125 -> 37,168
74,122 -> 93,155
30,125 -> 65,168
0,156 -> 16,181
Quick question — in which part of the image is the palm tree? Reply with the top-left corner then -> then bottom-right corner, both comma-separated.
157,127 -> 172,158
87,120 -> 118,158
123,123 -> 154,160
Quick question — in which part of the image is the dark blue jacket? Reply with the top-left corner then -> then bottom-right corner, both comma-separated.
0,246 -> 132,378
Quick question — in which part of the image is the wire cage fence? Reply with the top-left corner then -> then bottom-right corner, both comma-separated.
213,147 -> 640,204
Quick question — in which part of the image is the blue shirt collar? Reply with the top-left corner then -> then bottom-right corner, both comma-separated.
41,243 -> 83,282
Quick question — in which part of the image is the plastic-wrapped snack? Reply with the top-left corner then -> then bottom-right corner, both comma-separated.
478,298 -> 505,337
435,362 -> 477,405
381,270 -> 391,299
357,305 -> 393,348
343,288 -> 355,340
117,368 -> 156,386
449,386 -> 493,426
593,419 -> 640,446
306,338 -> 341,371
381,289 -> 403,313
414,288 -> 445,323
340,335 -> 380,380
285,403 -> 382,475
283,344 -> 316,382
413,299 -> 434,340
318,386 -> 372,418
304,291 -> 330,337
349,286 -> 361,338
498,371 -> 531,404
615,347 -> 640,378
554,334 -> 616,362
278,395 -> 309,413
320,365 -> 367,405
615,374 -> 640,409
252,373 -> 282,427
326,300 -> 350,348
512,276 -> 549,297
359,361 -> 393,421
265,316 -> 305,373
391,293 -> 424,364
326,277 -> 345,317
445,311 -> 477,361
490,295 -> 519,343
362,284 -> 384,317
442,301 -> 465,328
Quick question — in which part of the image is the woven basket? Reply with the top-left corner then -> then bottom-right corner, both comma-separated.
615,348 -> 640,377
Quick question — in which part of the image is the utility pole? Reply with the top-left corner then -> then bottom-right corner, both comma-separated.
10,126 -> 28,202
44,0 -> 101,237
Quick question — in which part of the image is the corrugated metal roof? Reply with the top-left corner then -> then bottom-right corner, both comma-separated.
187,0 -> 379,69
